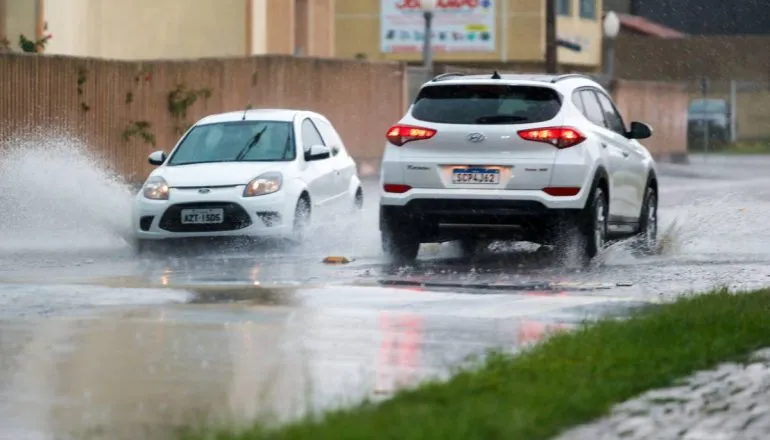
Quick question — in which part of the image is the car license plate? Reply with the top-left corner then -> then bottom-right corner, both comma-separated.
452,168 -> 500,184
180,208 -> 224,224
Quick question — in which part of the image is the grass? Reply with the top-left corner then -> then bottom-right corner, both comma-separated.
181,288 -> 770,440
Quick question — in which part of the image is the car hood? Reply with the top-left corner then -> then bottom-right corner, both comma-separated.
152,162 -> 286,187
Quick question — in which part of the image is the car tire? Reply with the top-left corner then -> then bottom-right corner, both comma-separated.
291,196 -> 311,243
382,229 -> 420,264
353,187 -> 364,211
458,238 -> 484,259
575,185 -> 608,261
133,239 -> 160,257
636,185 -> 658,255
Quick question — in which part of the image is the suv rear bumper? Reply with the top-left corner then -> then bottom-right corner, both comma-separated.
379,200 -> 583,243
379,187 -> 588,210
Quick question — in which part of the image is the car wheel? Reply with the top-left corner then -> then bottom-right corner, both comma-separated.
291,196 -> 311,243
133,239 -> 147,256
382,229 -> 419,264
636,185 -> 658,255
580,186 -> 608,260
353,187 -> 364,211
458,238 -> 484,259
133,239 -> 161,257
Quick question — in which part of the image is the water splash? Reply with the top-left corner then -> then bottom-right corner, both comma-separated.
601,185 -> 770,267
0,133 -> 136,253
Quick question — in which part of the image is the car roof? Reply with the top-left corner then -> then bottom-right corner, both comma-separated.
422,72 -> 602,90
195,108 -> 328,125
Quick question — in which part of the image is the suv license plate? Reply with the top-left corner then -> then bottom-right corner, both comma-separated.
452,168 -> 500,184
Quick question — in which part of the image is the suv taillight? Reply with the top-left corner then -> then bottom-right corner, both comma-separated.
517,127 -> 586,149
386,124 -> 437,146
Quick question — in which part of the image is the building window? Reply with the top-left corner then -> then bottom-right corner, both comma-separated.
557,0 -> 571,16
580,0 -> 596,19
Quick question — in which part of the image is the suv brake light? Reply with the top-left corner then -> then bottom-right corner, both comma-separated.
386,124 -> 437,146
517,127 -> 586,149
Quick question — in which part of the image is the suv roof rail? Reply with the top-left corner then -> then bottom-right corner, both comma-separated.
431,72 -> 466,82
550,73 -> 594,83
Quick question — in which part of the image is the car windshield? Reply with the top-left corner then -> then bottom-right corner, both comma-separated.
167,121 -> 296,166
411,84 -> 562,125
688,99 -> 727,113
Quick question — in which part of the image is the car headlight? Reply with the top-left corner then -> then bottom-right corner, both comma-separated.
243,172 -> 282,197
142,176 -> 169,200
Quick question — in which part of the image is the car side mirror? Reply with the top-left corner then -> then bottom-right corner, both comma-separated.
305,144 -> 331,161
148,150 -> 167,166
627,121 -> 653,140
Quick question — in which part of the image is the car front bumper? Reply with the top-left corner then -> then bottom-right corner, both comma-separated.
132,186 -> 293,240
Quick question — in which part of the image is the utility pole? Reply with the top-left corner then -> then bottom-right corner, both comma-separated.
545,0 -> 557,73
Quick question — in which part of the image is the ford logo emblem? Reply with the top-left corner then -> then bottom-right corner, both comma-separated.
467,132 -> 486,143
198,188 -> 211,194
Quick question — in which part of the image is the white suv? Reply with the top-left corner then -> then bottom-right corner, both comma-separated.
379,72 -> 659,263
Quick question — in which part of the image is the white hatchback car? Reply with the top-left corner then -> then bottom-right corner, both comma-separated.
379,72 -> 658,263
132,109 -> 363,251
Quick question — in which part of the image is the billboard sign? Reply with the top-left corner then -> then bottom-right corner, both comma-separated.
380,0 -> 496,54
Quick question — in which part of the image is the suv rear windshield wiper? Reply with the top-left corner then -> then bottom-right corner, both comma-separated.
474,115 -> 530,124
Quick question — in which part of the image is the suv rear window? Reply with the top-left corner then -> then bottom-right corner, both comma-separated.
411,84 -> 562,125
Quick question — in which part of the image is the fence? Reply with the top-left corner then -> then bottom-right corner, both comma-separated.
677,79 -> 770,150
0,53 -> 408,182
1,53 -> 693,184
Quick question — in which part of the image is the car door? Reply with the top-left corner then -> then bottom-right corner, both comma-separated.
580,87 -> 632,223
594,90 -> 647,219
311,117 -> 352,206
575,88 -> 632,219
299,117 -> 336,212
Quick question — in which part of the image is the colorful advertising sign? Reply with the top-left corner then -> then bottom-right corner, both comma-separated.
380,0 -> 496,53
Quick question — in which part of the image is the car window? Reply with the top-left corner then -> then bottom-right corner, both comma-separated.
688,99 -> 727,114
411,84 -> 562,125
301,118 -> 326,151
167,121 -> 295,166
595,91 -> 627,135
571,90 -> 586,113
579,90 -> 607,127
313,118 -> 343,157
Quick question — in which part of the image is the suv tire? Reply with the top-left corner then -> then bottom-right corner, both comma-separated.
555,185 -> 607,263
581,186 -> 608,259
636,185 -> 658,255
380,208 -> 420,264
382,229 -> 419,264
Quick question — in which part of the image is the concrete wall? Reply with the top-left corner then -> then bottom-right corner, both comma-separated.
5,0 -> 37,47
43,0 -> 247,59
614,35 -> 770,81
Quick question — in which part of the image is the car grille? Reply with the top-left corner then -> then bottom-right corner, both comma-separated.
158,202 -> 252,232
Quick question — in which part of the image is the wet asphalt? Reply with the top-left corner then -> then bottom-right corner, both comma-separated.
2,153 -> 770,439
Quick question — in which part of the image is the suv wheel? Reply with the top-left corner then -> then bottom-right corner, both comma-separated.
382,229 -> 419,264
563,185 -> 608,261
636,185 -> 658,255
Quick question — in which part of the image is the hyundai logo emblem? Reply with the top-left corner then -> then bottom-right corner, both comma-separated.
198,188 -> 211,194
467,132 -> 486,143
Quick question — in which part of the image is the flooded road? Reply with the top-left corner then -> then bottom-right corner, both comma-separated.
2,144 -> 770,439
